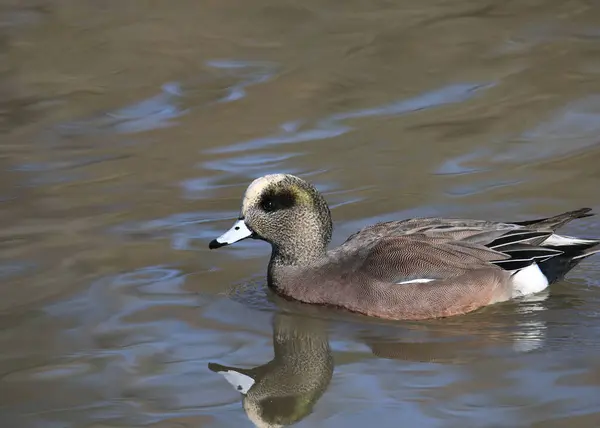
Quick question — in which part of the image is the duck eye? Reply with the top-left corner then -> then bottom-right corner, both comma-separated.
262,199 -> 275,212
259,189 -> 296,213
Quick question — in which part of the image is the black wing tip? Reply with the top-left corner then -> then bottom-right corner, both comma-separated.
552,207 -> 595,218
570,207 -> 595,218
512,207 -> 596,228
493,258 -> 537,271
489,230 -> 553,249
492,245 -> 564,271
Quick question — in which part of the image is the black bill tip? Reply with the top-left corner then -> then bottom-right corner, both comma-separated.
208,362 -> 226,373
209,239 -> 228,249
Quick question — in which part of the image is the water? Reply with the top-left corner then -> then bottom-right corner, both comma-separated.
1,1 -> 600,426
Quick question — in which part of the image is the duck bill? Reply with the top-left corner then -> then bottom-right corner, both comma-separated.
208,363 -> 256,395
209,219 -> 253,249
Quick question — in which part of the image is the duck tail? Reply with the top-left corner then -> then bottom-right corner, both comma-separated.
537,241 -> 600,284
506,207 -> 599,283
512,207 -> 594,230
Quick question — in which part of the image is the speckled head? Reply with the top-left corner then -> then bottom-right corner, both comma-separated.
209,173 -> 333,264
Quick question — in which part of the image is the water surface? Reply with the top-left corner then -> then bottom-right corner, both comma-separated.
1,1 -> 600,427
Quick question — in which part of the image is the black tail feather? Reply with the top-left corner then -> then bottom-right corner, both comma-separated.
538,254 -> 587,284
573,248 -> 600,260
490,208 -> 599,282
536,243 -> 600,283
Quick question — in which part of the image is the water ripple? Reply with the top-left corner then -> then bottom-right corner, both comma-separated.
438,95 -> 600,176
57,82 -> 188,136
55,59 -> 277,138
0,261 -> 36,280
206,59 -> 278,103
209,82 -> 494,154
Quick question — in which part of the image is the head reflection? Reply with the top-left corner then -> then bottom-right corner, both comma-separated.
209,313 -> 333,427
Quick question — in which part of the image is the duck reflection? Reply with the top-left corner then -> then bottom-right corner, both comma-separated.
209,312 -> 333,427
362,292 -> 550,363
209,294 -> 550,426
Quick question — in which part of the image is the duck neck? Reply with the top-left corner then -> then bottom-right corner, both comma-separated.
267,219 -> 331,289
270,237 -> 328,266
265,180 -> 333,289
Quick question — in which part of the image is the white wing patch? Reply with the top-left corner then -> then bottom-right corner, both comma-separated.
396,278 -> 435,285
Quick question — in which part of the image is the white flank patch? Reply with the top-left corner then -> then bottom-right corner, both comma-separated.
511,263 -> 549,298
544,234 -> 597,246
221,370 -> 255,395
396,278 -> 435,285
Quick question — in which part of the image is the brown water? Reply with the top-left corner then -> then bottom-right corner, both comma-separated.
1,1 -> 600,427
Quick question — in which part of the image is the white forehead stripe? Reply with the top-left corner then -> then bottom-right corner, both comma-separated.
242,174 -> 287,212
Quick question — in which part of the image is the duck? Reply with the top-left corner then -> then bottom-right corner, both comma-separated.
209,173 -> 600,320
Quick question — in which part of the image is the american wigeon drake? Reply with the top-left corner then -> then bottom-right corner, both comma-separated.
209,173 -> 600,320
